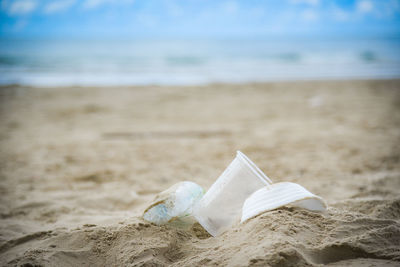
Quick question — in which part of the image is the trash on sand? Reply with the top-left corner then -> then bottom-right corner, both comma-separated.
143,181 -> 204,225
142,151 -> 327,236
193,151 -> 272,237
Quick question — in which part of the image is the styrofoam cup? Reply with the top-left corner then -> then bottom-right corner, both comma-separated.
193,151 -> 272,236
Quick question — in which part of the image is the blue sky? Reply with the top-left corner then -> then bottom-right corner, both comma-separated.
1,0 -> 400,39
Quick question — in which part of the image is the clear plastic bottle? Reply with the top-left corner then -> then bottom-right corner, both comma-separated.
143,181 -> 205,225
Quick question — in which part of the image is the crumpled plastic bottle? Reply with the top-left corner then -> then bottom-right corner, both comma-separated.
143,181 -> 204,225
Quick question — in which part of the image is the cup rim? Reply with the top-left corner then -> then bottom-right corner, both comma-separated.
236,151 -> 272,186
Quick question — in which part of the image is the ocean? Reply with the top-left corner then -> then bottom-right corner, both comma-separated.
0,37 -> 399,86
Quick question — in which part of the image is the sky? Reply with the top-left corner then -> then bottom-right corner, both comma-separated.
0,0 -> 400,39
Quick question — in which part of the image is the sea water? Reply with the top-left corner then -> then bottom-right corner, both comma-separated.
0,37 -> 399,86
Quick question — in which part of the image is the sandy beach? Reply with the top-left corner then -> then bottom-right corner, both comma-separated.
0,79 -> 399,266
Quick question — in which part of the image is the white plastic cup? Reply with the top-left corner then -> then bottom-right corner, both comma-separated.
193,151 -> 272,236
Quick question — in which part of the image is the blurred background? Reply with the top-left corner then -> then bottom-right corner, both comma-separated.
0,0 -> 400,86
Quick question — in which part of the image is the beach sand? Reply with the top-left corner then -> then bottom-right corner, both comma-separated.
0,80 -> 399,266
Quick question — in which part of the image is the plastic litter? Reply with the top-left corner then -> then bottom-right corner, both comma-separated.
143,181 -> 204,225
241,182 -> 327,223
141,151 -> 327,237
193,151 -> 272,237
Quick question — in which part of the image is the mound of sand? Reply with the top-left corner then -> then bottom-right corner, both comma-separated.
0,80 -> 399,266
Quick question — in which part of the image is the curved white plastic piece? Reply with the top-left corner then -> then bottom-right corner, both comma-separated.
241,182 -> 327,223
194,151 -> 272,236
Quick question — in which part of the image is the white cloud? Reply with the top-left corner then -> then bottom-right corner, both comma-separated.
164,1 -> 183,17
44,0 -> 76,14
356,0 -> 373,14
83,0 -> 106,9
4,0 -> 37,15
135,13 -> 157,28
83,0 -> 134,9
290,0 -> 319,6
332,7 -> 350,21
222,1 -> 239,15
301,8 -> 318,21
248,7 -> 266,18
